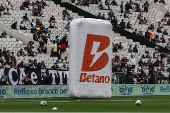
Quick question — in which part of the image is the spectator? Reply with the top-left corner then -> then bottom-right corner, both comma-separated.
51,41 -> 58,57
0,4 -> 5,11
23,0 -> 30,8
133,45 -> 138,53
144,1 -> 149,13
98,2 -> 104,10
1,30 -> 7,38
67,13 -> 73,21
101,14 -> 105,20
23,13 -> 29,21
145,29 -> 150,41
41,0 -> 47,8
24,73 -> 32,85
50,15 -> 57,23
33,3 -> 38,16
20,3 -> 25,10
132,29 -> 137,35
160,52 -> 166,59
40,24 -> 46,34
153,50 -> 159,58
154,35 -> 160,43
136,73 -> 143,84
23,47 -> 28,56
111,0 -> 118,6
165,43 -> 170,50
113,44 -> 118,52
144,17 -> 149,24
46,34 -> 51,42
39,37 -> 44,48
167,19 -> 170,25
157,25 -> 162,33
119,19 -> 126,29
97,12 -> 102,19
124,12 -> 129,18
11,22 -> 17,29
1,72 -> 8,85
129,55 -> 136,69
4,8 -> 10,15
150,29 -> 155,43
17,61 -> 25,68
17,49 -> 24,57
36,25 -> 40,33
120,1 -> 124,13
37,46 -> 43,54
63,8 -> 68,16
104,3 -> 110,10
148,23 -> 154,30
160,35 -> 166,43
31,25 -> 36,33
125,2 -> 131,14
49,21 -> 57,28
126,21 -> 132,29
51,63 -> 58,69
138,58 -> 144,67
40,72 -> 46,85
137,12 -> 142,19
28,3 -> 33,11
62,34 -> 68,48
28,49 -> 35,57
61,41 -> 66,52
118,42 -> 123,50
45,74 -> 52,85
32,45 -> 38,54
109,9 -> 114,18
63,56 -> 69,63
41,60 -> 46,69
128,45 -> 133,53
140,5 -> 144,12
162,29 -> 168,35
139,17 -> 144,24
36,19 -> 42,27
6,2 -> 13,9
20,21 -> 27,30
33,59 -> 38,68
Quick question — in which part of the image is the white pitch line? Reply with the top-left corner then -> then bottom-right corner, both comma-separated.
95,100 -> 167,102
0,100 -> 73,102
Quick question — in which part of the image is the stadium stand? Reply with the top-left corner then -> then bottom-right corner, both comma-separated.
53,0 -> 170,83
0,0 -> 170,84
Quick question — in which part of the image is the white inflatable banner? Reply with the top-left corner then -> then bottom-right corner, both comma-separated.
69,18 -> 112,98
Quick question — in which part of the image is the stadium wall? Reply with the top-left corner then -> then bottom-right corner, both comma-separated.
1,84 -> 170,98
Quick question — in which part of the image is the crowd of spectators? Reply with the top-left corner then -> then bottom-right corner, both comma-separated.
112,44 -> 170,84
0,0 -> 13,15
10,0 -> 71,60
154,0 -> 166,6
1,0 -> 170,85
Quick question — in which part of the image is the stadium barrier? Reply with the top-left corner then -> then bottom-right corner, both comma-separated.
1,84 -> 170,98
112,84 -> 170,96
0,68 -> 69,85
0,85 -> 68,98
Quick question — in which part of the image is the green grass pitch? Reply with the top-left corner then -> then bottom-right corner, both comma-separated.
0,96 -> 170,112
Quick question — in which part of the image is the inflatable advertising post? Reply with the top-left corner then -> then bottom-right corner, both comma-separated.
69,18 -> 112,98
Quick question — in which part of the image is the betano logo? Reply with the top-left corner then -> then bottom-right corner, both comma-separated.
79,34 -> 110,83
